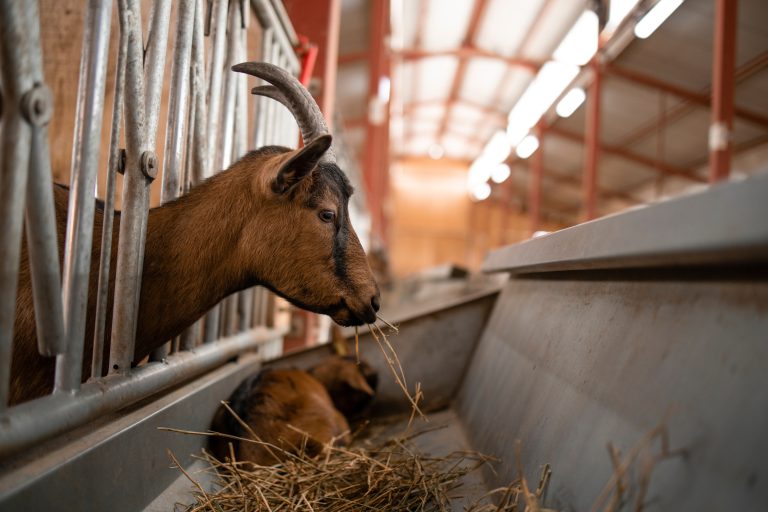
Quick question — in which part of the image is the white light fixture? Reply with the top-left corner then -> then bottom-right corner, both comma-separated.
378,76 -> 391,103
467,158 -> 493,186
515,134 -> 540,159
553,10 -> 599,66
470,182 -> 491,201
634,0 -> 684,39
482,131 -> 512,163
491,163 -> 511,184
556,87 -> 586,117
507,61 -> 579,145
428,143 -> 445,160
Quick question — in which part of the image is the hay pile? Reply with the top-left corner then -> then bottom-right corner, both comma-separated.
167,425 -> 551,512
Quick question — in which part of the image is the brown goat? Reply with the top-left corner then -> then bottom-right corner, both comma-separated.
10,63 -> 380,405
308,356 -> 378,419
209,368 -> 351,466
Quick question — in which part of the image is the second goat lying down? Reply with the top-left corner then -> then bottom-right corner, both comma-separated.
10,63 -> 380,405
210,357 -> 378,465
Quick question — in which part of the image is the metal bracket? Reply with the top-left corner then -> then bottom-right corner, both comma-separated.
20,83 -> 53,126
140,150 -> 158,180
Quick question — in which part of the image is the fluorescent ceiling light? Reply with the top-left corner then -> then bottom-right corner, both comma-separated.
553,10 -> 599,66
556,87 -> 586,117
507,61 -> 579,145
470,182 -> 491,201
516,134 -> 540,159
491,163 -> 511,184
467,158 -> 493,187
635,0 -> 684,39
482,131 -> 511,163
378,76 -> 391,103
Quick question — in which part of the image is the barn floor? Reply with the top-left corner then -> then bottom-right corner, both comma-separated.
145,407 -> 493,511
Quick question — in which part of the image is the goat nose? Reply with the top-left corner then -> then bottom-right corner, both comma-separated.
370,294 -> 380,313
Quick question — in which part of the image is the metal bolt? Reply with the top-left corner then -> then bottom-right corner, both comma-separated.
140,150 -> 158,180
20,83 -> 53,126
116,149 -> 127,175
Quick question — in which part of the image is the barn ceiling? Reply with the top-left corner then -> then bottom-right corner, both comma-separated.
335,0 -> 768,224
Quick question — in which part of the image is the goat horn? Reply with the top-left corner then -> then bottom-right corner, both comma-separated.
232,62 -> 336,164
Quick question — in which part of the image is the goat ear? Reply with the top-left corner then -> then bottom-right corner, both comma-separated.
271,134 -> 333,194
345,370 -> 375,396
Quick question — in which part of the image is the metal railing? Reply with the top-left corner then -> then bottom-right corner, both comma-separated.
0,0 -> 299,457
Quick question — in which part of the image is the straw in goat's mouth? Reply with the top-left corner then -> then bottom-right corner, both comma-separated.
366,317 -> 426,426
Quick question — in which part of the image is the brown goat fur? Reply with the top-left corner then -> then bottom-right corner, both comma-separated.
209,368 -> 350,465
308,356 -> 378,420
11,135 -> 380,405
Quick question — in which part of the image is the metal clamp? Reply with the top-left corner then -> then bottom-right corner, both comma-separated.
140,150 -> 158,180
20,83 -> 53,126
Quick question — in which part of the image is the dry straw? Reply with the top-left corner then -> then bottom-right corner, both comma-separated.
163,419 -> 679,512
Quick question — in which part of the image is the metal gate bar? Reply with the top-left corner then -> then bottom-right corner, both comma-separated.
0,0 -> 300,453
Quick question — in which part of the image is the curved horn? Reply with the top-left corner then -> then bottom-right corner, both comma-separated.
232,62 -> 336,163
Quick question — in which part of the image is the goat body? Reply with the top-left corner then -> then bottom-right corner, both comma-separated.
209,368 -> 351,465
11,139 -> 379,405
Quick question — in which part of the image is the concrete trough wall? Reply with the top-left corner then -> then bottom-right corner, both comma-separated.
458,173 -> 768,510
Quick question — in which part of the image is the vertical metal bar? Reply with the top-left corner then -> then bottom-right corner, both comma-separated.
708,0 -> 737,183
55,0 -> 113,393
581,58 -> 601,221
160,0 -> 195,204
220,4 -> 243,338
0,0 -> 36,408
252,28 -> 274,150
109,0 -> 151,375
206,0 -> 230,174
143,0 -> 172,147
529,122 -> 544,235
21,0 -> 65,358
202,0 -> 230,344
91,22 -> 128,379
191,0 -> 209,184
180,0 -> 209,350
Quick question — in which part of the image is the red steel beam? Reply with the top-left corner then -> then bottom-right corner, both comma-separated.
612,50 -> 768,150
582,60 -> 602,221
606,63 -> 768,129
363,0 -> 391,242
436,0 -> 491,141
709,0 -> 738,182
529,122 -> 544,234
284,0 -> 342,127
550,125 -> 704,182
397,47 -> 541,73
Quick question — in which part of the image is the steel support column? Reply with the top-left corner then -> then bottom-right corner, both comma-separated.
363,0 -> 391,242
582,59 -> 601,221
284,0 -> 341,125
709,0 -> 738,183
529,123 -> 544,235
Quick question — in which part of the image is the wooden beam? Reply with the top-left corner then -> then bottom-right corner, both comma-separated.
397,47 -> 541,73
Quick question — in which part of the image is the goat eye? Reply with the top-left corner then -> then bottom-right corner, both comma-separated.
319,210 -> 336,223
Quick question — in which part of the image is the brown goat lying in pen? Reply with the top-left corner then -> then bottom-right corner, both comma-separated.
209,356 -> 378,465
10,63 -> 380,405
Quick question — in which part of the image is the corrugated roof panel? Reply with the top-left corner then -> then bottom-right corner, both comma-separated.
416,56 -> 459,101
459,57 -> 508,103
475,0 -> 545,57
409,117 -> 441,136
450,103 -> 487,125
399,0 -> 423,50
496,69 -> 534,110
422,0 -> 476,51
521,0 -> 584,60
441,132 -> 476,159
407,134 -> 437,154
410,103 -> 447,121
